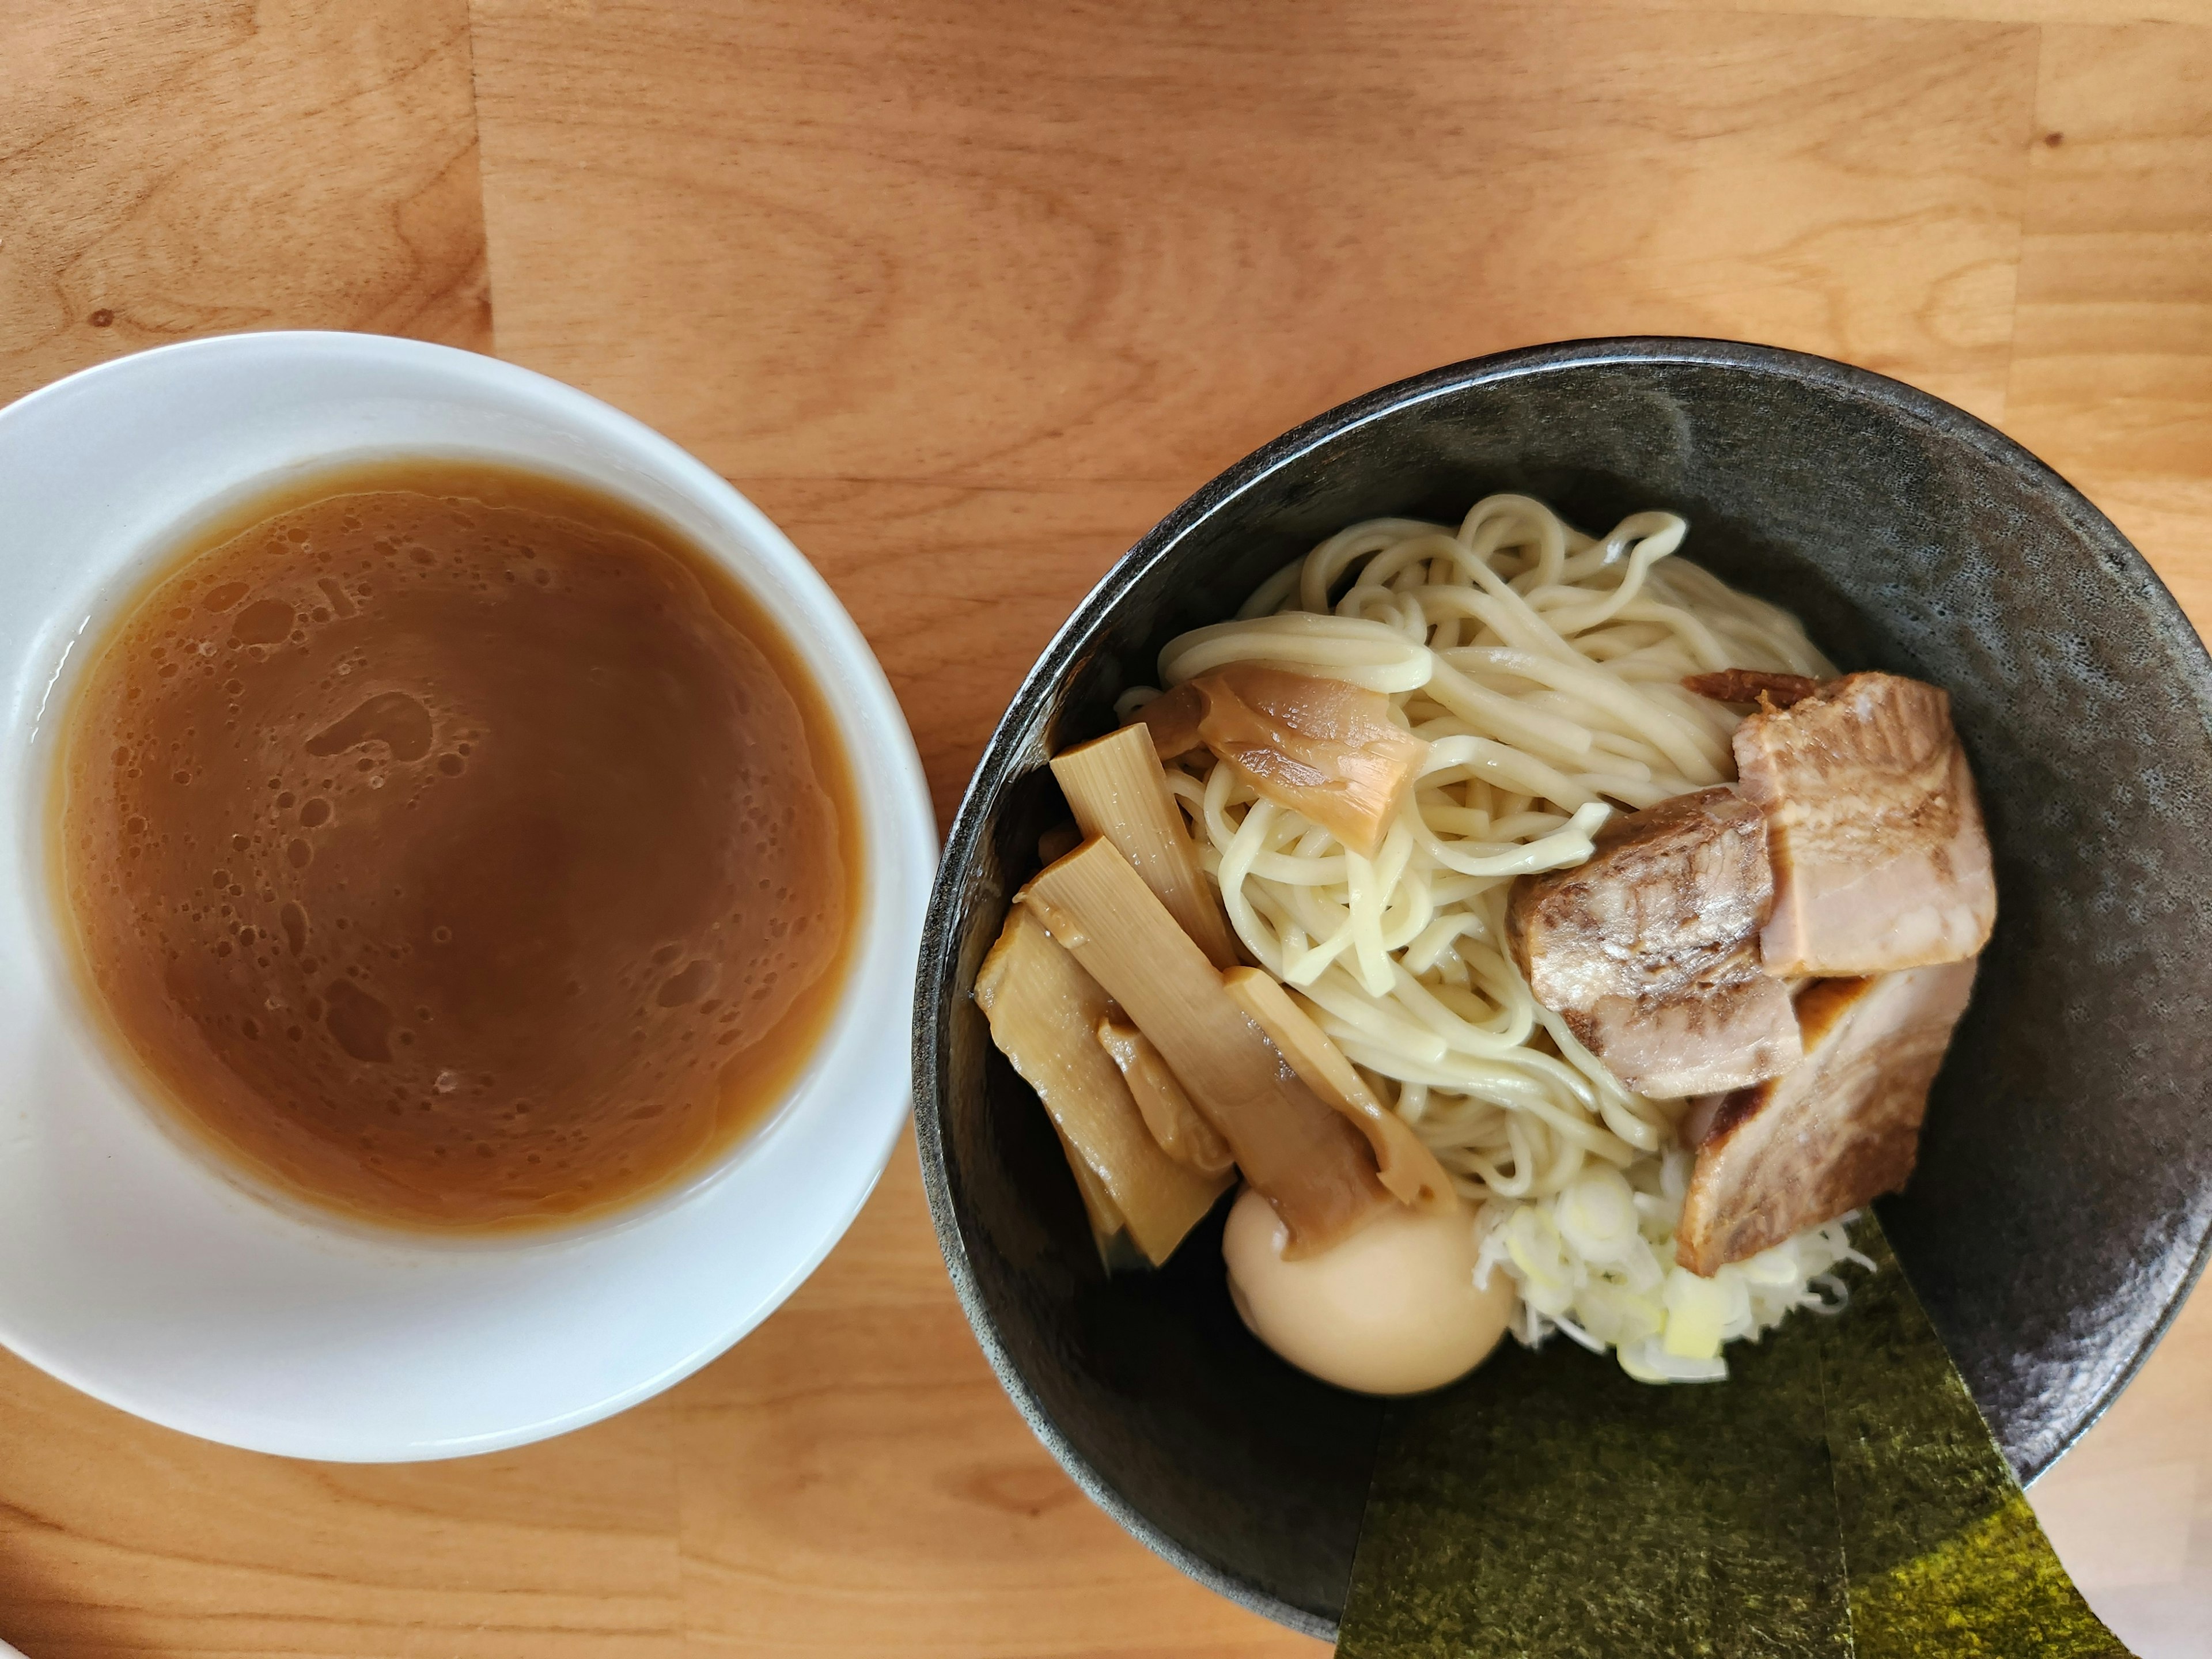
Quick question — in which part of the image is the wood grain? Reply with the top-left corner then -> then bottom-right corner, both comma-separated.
670,1147 -> 1317,1659
471,0 -> 2040,805
2006,21 -> 2212,627
2,0 -> 2211,1654
471,0 -> 2036,489
0,1348 -> 685,1657
738,477 -> 1177,824
2037,1285 -> 2212,1657
0,0 -> 490,407
1609,0 -> 2212,26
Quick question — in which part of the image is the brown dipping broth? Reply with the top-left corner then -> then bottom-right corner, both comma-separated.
54,460 -> 859,1231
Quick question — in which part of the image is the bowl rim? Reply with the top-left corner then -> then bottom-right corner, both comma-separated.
911,334 -> 2212,1636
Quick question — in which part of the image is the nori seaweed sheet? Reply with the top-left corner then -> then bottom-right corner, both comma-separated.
1824,1228 -> 2129,1658
1338,1219 -> 2133,1658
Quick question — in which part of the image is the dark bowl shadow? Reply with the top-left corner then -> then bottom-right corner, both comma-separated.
912,338 -> 2212,1638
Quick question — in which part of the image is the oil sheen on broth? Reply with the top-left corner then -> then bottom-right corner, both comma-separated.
56,461 -> 857,1230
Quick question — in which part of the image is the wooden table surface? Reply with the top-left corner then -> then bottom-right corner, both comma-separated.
3,0 -> 2209,1653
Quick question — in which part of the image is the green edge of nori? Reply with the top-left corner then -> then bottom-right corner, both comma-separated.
1825,1226 -> 2130,1659
1337,1217 -> 2135,1658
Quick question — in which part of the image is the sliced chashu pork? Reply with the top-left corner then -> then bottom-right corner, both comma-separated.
1733,672 -> 1995,976
1682,669 -> 1820,709
1508,787 -> 1802,1099
1675,959 -> 1978,1276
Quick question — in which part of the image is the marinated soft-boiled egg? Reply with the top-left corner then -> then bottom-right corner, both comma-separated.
1222,1185 -> 1515,1395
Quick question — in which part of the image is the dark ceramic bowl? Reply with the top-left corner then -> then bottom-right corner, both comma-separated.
912,338 -> 2212,1637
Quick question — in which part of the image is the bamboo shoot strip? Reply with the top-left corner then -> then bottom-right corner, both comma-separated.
975,903 -> 1229,1266
1024,836 -> 1392,1257
1051,725 -> 1241,969
1096,1018 -> 1236,1176
1050,1115 -> 1127,1266
1221,967 -> 1457,1214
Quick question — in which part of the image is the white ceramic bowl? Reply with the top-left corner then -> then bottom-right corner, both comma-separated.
0,332 -> 935,1460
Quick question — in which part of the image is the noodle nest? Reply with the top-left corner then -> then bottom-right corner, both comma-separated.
1127,495 -> 1871,1382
